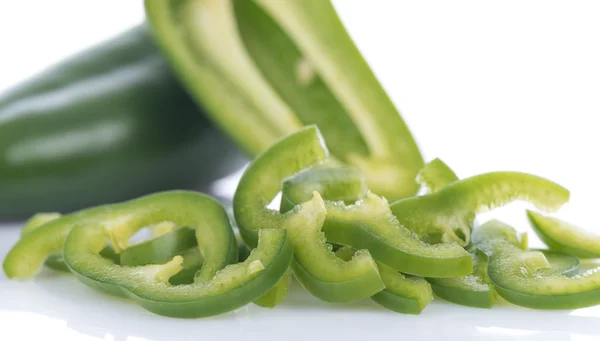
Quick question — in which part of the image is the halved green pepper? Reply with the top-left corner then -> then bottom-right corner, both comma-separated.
0,25 -> 245,218
281,164 -> 472,278
145,0 -> 424,201
472,220 -> 600,310
527,210 -> 600,258
234,126 -> 385,303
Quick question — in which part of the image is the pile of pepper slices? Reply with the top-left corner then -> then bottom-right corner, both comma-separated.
4,126 -> 599,318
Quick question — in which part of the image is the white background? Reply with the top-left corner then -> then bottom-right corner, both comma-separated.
1,1 -> 600,340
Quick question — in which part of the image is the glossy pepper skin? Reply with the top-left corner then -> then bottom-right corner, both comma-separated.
234,126 -> 385,303
4,191 -> 293,318
145,0 -> 424,201
473,220 -> 600,310
0,25 -> 245,218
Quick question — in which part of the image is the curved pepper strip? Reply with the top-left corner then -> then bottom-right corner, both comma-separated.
19,213 -> 68,272
61,191 -> 293,318
7,211 -> 120,276
234,126 -> 385,303
428,248 -> 494,309
5,191 -> 293,318
527,210 -> 600,258
414,158 -> 469,245
336,246 -> 433,314
281,165 -> 472,278
390,171 -> 570,247
472,220 -> 600,310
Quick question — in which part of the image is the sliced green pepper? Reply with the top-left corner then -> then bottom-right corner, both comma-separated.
428,248 -> 494,309
281,164 -> 472,278
472,220 -> 600,310
234,126 -> 384,303
527,210 -> 600,258
58,191 -> 292,318
19,212 -> 69,272
145,0 -> 424,201
4,191 -> 292,318
0,25 -> 245,218
390,171 -> 570,246
336,246 -> 433,314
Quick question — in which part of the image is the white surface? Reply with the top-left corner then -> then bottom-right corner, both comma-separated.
2,223 -> 600,341
2,0 -> 600,340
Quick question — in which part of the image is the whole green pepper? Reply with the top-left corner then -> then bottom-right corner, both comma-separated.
0,25 -> 245,218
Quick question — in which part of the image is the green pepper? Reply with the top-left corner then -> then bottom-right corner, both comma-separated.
428,248 -> 494,309
281,164 -> 472,278
336,246 -> 433,314
281,164 -> 434,312
527,210 -> 600,258
144,0 -> 424,201
0,24 -> 245,218
19,212 -> 69,272
390,171 -> 570,246
234,126 -> 385,303
3,191 -> 293,318
472,220 -> 600,310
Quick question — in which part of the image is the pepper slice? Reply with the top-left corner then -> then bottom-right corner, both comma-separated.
390,171 -> 570,247
59,191 -> 292,318
234,126 -> 384,303
472,220 -> 600,310
19,212 -> 68,272
336,246 -> 433,314
428,248 -> 494,309
527,210 -> 600,258
281,165 -> 472,278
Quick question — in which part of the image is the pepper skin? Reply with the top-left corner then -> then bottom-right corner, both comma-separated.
0,25 -> 245,218
234,126 -> 385,303
473,220 -> 600,310
145,0 -> 424,201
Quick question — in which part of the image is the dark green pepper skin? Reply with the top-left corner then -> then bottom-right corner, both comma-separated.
0,25 -> 245,218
